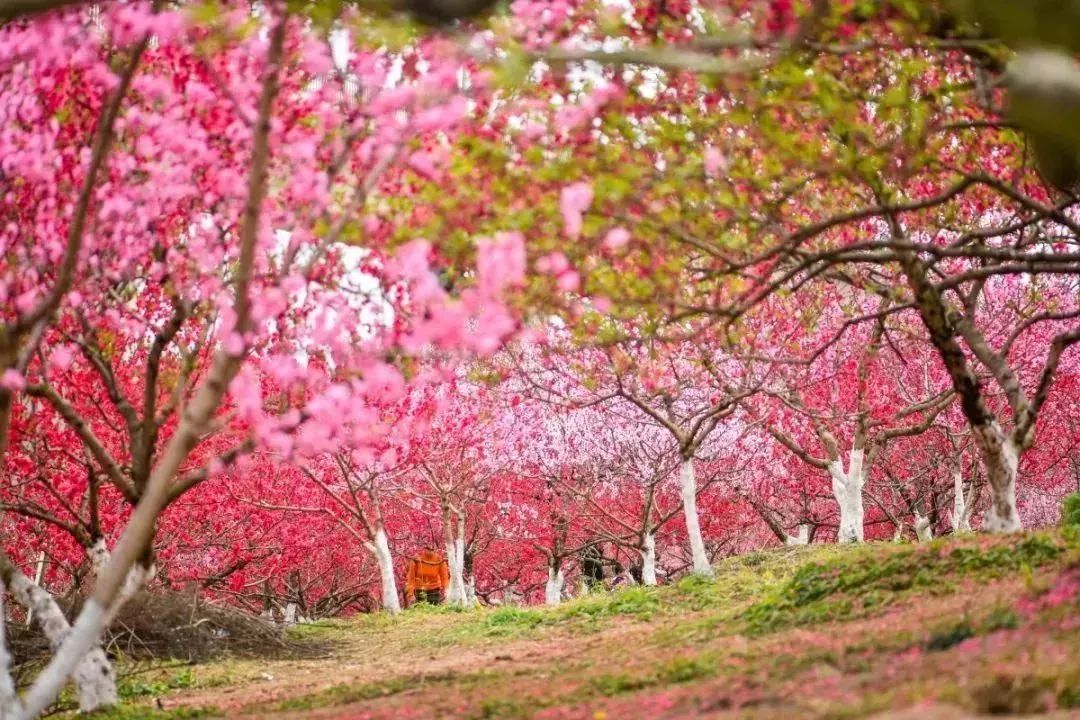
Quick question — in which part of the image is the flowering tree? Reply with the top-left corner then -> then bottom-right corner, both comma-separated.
510,330 -> 766,577
566,418 -> 683,586
402,381 -> 507,606
0,1 -> 524,715
760,304 -> 953,542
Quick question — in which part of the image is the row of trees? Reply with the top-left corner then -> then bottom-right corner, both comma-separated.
11,317 -> 1076,618
1,0 -> 1078,718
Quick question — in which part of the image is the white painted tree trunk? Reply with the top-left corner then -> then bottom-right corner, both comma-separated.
88,538 -> 109,575
545,565 -> 564,607
88,540 -> 157,628
640,533 -> 658,586
892,521 -> 905,542
913,512 -> 933,542
283,603 -> 299,626
679,458 -> 713,577
464,575 -> 477,606
0,581 -> 23,720
7,569 -> 117,713
950,469 -> 972,533
829,449 -> 866,543
785,524 -> 810,546
368,529 -> 400,615
444,533 -> 467,606
973,423 -> 1021,532
25,552 -> 46,628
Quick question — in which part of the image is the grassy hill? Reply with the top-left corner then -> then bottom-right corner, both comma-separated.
80,528 -> 1080,719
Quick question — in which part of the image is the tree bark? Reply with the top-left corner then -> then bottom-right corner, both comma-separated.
640,532 -> 658,586
785,524 -> 810,545
950,468 -> 976,533
545,560 -> 564,607
1,563 -> 116,713
972,423 -> 1021,532
913,511 -> 933,542
0,580 -> 21,719
679,458 -> 713,576
368,527 -> 401,615
464,574 -> 477,606
443,510 -> 467,606
828,448 -> 866,543
88,539 -> 157,623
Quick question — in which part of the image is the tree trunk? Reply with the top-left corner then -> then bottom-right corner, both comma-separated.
0,580 -> 22,720
640,532 -> 658,586
88,538 -> 109,575
785,524 -> 810,546
4,567 -> 117,713
369,528 -> 401,615
679,458 -> 713,577
87,539 -> 156,626
89,538 -> 157,602
972,423 -> 1022,532
828,449 -> 866,543
913,512 -> 933,542
443,512 -> 467,606
25,552 -> 46,628
545,561 -> 564,607
950,469 -> 972,533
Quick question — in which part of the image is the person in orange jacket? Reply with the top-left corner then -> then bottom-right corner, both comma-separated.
405,545 -> 450,607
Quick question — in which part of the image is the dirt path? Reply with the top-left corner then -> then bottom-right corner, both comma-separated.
161,616 -> 651,714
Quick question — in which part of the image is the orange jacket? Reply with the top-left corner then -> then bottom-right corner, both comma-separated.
405,550 -> 449,595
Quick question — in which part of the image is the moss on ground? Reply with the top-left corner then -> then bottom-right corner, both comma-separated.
742,531 -> 1072,633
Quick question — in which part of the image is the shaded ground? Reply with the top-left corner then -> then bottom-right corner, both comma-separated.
80,530 -> 1080,719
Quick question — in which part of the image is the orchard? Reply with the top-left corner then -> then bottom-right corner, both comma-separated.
0,1 -> 1078,718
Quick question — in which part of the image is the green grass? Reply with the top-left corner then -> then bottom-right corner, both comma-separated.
66,529 -> 1080,719
117,668 -> 198,700
1064,492 -> 1080,528
383,532 -> 1076,652
269,673 -> 426,711
77,706 -> 215,720
282,617 -> 355,640
742,532 -> 1071,633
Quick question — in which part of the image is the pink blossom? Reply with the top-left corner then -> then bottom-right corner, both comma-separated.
223,332 -> 246,357
477,231 -> 526,293
302,37 -> 334,75
412,96 -> 468,132
408,151 -> 438,180
49,345 -> 75,371
704,146 -> 727,177
535,251 -> 570,275
559,182 -> 593,239
0,369 -> 25,392
603,226 -> 630,250
557,270 -> 580,292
